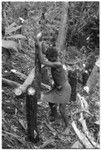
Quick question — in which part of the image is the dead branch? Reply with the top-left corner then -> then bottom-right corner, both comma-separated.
2,78 -> 21,88
13,68 -> 35,96
76,93 -> 99,148
41,83 -> 51,90
11,68 -> 51,90
11,69 -> 27,80
12,66 -> 50,96
72,121 -> 94,148
43,121 -> 57,136
39,139 -> 55,149
79,113 -> 100,148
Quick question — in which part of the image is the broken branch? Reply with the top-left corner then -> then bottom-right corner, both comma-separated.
11,69 -> 27,80
2,78 -> 21,88
79,113 -> 100,148
72,121 -> 94,148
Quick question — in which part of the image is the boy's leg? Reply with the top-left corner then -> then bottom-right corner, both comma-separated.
49,102 -> 57,122
82,72 -> 89,86
70,85 -> 76,102
68,71 -> 77,102
59,104 -> 71,127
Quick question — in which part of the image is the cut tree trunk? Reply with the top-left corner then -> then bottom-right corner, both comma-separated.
2,74 -> 50,97
12,68 -> 50,96
26,42 -> 41,143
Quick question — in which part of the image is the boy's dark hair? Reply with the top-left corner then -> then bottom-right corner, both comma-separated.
45,47 -> 58,59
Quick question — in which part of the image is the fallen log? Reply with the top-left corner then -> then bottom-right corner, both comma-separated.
14,83 -> 50,97
11,69 -> 27,80
72,121 -> 94,148
12,64 -> 51,95
3,70 -> 27,82
14,68 -> 35,95
2,78 -> 21,88
2,76 -> 50,96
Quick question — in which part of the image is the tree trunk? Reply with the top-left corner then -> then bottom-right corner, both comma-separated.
56,2 -> 69,63
26,42 -> 41,143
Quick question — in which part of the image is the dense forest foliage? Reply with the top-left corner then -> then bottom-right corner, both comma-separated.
2,2 -> 99,149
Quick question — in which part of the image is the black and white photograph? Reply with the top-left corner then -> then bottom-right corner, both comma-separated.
2,1 -> 100,149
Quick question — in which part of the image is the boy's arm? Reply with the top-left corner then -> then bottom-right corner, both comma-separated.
36,33 -> 61,67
